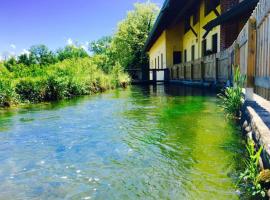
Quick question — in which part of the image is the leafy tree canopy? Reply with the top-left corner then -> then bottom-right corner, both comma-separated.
89,36 -> 112,55
57,45 -> 89,61
29,44 -> 57,66
111,2 -> 159,69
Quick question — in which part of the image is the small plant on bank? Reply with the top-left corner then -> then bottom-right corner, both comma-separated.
238,139 -> 268,199
219,66 -> 246,118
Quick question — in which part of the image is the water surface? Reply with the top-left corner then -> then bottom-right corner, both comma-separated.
0,85 -> 244,200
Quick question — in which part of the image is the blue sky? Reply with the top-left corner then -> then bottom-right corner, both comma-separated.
0,0 -> 164,58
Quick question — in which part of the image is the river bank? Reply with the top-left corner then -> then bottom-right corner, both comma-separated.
0,58 -> 130,108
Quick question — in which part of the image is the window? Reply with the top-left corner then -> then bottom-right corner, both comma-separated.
212,33 -> 218,53
158,56 -> 160,69
155,58 -> 157,69
191,45 -> 195,61
205,0 -> 220,16
184,16 -> 190,33
184,50 -> 187,62
202,39 -> 207,57
173,51 -> 182,65
161,53 -> 164,69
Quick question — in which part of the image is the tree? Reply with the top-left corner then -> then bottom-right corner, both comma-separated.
17,53 -> 35,66
57,45 -> 89,61
29,45 -> 56,66
4,57 -> 17,71
111,2 -> 159,69
89,36 -> 112,55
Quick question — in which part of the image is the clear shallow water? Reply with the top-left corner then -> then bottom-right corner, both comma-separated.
0,85 -> 244,200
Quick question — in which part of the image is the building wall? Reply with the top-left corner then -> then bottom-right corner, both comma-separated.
149,31 -> 166,69
166,22 -> 184,68
148,0 -> 222,69
182,1 -> 221,62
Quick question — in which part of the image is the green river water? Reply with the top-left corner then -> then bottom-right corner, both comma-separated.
0,84 -> 244,200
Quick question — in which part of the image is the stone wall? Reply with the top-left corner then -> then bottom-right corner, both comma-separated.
241,94 -> 270,169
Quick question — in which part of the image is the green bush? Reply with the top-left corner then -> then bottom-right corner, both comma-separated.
0,57 -> 130,107
45,75 -> 69,101
15,78 -> 46,103
219,67 -> 246,118
0,79 -> 17,107
67,77 -> 89,97
238,140 -> 266,198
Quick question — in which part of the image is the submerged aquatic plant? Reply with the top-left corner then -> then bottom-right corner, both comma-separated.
219,66 -> 246,118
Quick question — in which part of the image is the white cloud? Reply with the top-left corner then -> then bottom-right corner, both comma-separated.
21,49 -> 30,56
10,44 -> 16,49
80,44 -> 87,51
67,38 -> 73,45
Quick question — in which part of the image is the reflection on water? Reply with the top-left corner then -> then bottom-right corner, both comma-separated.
0,84 -> 244,200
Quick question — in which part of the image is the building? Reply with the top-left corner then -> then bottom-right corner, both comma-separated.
144,0 -> 259,81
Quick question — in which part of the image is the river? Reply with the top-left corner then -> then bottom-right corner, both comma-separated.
0,84 -> 244,200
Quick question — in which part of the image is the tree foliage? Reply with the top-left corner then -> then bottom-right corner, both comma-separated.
89,36 -> 112,55
89,2 -> 159,70
57,45 -> 89,61
29,45 -> 57,66
111,2 -> 159,69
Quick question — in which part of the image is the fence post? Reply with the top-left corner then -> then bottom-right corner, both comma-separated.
191,63 -> 194,81
234,43 -> 240,68
215,57 -> 219,84
246,17 -> 257,101
177,66 -> 179,79
153,70 -> 157,82
201,60 -> 205,82
184,64 -> 186,80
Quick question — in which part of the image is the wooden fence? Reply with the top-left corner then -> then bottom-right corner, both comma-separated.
170,0 -> 270,100
170,50 -> 232,86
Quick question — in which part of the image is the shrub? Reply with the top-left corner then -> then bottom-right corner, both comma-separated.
0,79 -> 17,107
15,78 -> 46,103
45,75 -> 69,101
0,57 -> 130,107
67,77 -> 88,97
238,140 -> 267,198
219,66 -> 246,118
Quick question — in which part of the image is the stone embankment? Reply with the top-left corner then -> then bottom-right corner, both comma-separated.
241,93 -> 270,169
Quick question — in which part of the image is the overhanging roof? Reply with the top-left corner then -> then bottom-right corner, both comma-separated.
144,0 -> 196,52
203,0 -> 259,38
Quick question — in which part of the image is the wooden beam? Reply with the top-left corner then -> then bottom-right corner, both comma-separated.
190,26 -> 198,38
213,8 -> 220,17
247,17 -> 257,88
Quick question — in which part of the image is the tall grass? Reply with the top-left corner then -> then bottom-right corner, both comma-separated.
0,58 -> 130,107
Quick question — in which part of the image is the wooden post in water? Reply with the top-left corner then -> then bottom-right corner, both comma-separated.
246,17 -> 257,101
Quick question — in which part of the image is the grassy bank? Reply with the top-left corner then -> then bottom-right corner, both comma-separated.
0,58 -> 130,107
